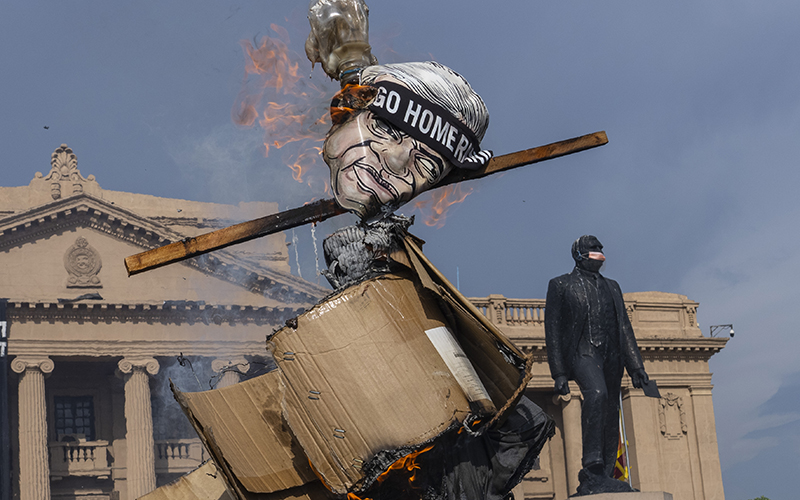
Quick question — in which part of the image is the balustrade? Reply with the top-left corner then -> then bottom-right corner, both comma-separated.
503,299 -> 546,327
154,439 -> 207,474
49,440 -> 110,479
468,295 -> 546,332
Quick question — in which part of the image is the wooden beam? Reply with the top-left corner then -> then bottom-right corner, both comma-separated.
439,130 -> 608,186
124,131 -> 608,276
124,199 -> 345,276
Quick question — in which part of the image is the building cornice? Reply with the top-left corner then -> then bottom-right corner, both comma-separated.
5,300 -> 301,327
9,339 -> 267,358
510,336 -> 728,364
0,194 -> 327,305
526,372 -> 716,391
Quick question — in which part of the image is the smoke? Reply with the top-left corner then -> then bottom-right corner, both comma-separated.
169,124 -> 316,208
151,356 -> 212,440
150,354 -> 279,441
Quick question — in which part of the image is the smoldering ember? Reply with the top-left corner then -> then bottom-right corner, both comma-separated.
0,1 -> 729,500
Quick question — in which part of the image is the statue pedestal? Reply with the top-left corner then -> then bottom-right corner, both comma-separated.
574,493 -> 673,500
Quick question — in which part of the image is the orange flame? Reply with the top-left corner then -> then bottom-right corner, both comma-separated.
413,184 -> 474,228
376,445 -> 433,485
232,24 -> 331,191
341,445 -> 434,500
330,84 -> 376,125
347,493 -> 371,500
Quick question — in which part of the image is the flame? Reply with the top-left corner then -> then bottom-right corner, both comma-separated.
341,445 -> 434,500
232,24 -> 332,191
330,84 -> 376,125
413,184 -> 474,228
347,493 -> 371,500
376,445 -> 433,485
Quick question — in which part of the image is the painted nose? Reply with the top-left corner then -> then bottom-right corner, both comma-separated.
381,142 -> 409,176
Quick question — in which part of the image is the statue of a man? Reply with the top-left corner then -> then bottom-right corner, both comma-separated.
544,235 -> 649,495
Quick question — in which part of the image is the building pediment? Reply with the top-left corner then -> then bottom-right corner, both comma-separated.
0,193 -> 326,306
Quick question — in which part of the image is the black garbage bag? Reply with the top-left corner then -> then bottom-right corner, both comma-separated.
363,396 -> 555,500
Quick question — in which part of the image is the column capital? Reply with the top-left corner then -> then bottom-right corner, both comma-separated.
118,357 -> 159,376
11,356 -> 54,374
211,357 -> 250,374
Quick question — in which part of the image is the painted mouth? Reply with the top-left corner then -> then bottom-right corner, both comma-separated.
352,160 -> 400,203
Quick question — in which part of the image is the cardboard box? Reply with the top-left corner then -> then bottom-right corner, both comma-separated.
269,235 -> 531,495
169,234 -> 532,499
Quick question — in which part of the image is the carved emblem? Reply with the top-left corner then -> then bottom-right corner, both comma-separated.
45,144 -> 95,200
658,392 -> 688,440
64,237 -> 102,288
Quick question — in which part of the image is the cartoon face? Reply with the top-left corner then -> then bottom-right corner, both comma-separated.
323,109 -> 452,219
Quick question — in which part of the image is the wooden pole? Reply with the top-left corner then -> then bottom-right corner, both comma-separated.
124,131 -> 608,276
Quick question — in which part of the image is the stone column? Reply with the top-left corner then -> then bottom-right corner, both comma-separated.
211,358 -> 250,389
689,385 -> 726,500
11,357 -> 54,500
555,387 -> 582,496
118,358 -> 159,499
623,386 -> 661,492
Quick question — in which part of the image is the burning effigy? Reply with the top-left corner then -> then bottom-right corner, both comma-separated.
132,1 -> 613,499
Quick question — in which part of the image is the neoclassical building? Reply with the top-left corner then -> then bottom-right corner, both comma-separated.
1,145 -> 727,500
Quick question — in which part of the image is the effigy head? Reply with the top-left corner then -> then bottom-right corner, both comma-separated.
323,61 -> 491,220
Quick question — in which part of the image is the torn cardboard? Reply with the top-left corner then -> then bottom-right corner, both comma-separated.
172,370 -> 317,494
139,461 -> 233,500
139,461 -> 330,500
269,234 -> 532,495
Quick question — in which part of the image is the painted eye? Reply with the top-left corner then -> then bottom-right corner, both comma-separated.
415,153 -> 442,183
373,117 -> 401,140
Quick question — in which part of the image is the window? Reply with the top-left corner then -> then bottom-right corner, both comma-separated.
54,396 -> 95,441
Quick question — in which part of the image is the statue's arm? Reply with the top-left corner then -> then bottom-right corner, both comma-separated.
545,278 -> 567,380
614,280 -> 647,383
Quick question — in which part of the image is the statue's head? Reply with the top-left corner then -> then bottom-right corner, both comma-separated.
571,235 -> 605,272
323,61 -> 491,219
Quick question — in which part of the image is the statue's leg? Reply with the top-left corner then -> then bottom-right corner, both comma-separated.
601,362 -> 623,478
572,351 -> 607,470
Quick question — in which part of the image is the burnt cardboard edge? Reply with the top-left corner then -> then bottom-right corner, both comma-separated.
171,380 -> 250,500
402,235 -> 534,429
355,419 -> 461,494
402,234 -> 526,361
436,288 -> 526,385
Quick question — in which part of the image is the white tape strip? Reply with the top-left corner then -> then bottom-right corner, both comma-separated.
425,326 -> 491,403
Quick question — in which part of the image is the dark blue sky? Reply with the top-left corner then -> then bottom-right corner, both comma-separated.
3,2 -> 799,498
